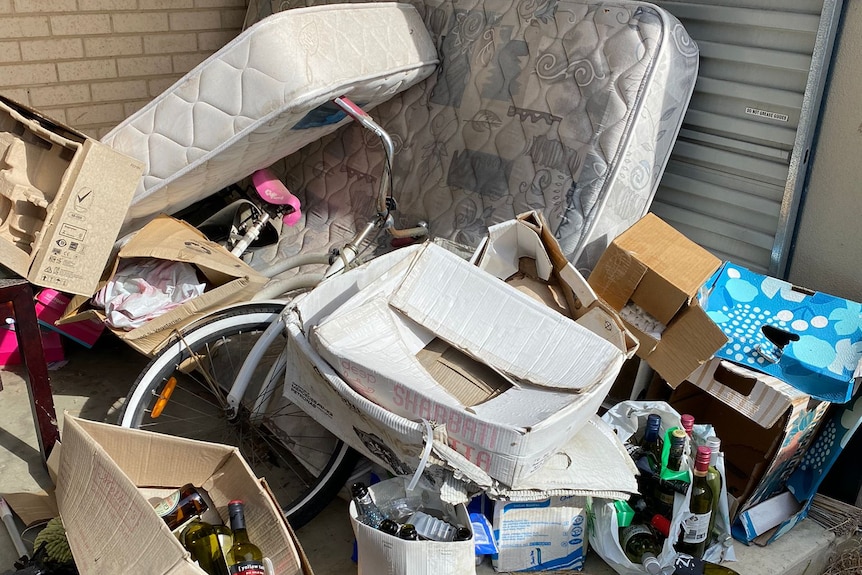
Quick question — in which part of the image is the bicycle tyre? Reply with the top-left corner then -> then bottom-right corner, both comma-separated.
117,303 -> 359,529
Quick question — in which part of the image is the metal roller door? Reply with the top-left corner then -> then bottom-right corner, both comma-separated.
648,0 -> 843,276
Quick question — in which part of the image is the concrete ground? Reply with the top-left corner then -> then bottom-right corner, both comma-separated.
0,334 -> 847,574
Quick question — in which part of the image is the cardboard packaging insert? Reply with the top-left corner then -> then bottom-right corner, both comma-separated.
0,96 -> 143,295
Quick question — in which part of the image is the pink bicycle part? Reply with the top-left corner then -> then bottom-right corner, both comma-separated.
251,168 -> 302,226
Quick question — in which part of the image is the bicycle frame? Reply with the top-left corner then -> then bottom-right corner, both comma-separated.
223,96 -> 427,421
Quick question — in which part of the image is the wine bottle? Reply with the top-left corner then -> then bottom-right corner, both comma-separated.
640,413 -> 663,472
657,429 -> 688,513
398,523 -> 420,540
227,500 -> 266,575
184,519 -> 232,575
379,518 -> 401,536
677,447 -> 714,558
619,522 -> 662,574
673,553 -> 742,574
351,483 -> 386,529
704,436 -> 722,540
151,483 -> 209,530
681,414 -> 696,457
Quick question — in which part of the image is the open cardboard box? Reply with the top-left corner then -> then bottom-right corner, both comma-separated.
279,238 -> 638,494
58,216 -> 268,356
310,241 -> 629,487
658,359 -> 829,530
53,415 -> 312,575
0,96 -> 143,295
588,213 -> 728,385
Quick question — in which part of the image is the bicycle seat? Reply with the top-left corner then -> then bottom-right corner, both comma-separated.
102,3 -> 438,235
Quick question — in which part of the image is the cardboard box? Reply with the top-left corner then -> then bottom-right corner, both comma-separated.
349,476 -> 475,575
589,214 -> 728,385
281,245 -> 639,493
668,359 -> 829,520
56,415 -> 312,575
0,96 -> 143,295
60,216 -> 268,355
310,242 -> 627,486
34,288 -> 104,348
492,496 -> 588,572
701,261 -> 862,403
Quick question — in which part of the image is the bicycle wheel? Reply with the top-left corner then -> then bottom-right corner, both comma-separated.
117,303 -> 359,528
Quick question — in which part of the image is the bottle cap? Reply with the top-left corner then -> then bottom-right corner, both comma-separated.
706,436 -> 721,451
681,414 -> 695,433
642,553 -> 662,575
351,483 -> 369,498
650,514 -> 671,538
695,445 -> 711,470
646,413 -> 662,430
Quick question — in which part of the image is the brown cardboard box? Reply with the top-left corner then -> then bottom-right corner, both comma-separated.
664,359 -> 829,519
56,415 -> 313,575
59,215 -> 268,355
588,213 -> 728,385
0,96 -> 143,295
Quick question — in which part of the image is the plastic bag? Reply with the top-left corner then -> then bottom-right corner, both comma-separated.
94,259 -> 205,330
591,401 -> 735,575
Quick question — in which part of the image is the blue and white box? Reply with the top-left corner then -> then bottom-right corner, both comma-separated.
701,262 -> 862,403
492,496 -> 588,571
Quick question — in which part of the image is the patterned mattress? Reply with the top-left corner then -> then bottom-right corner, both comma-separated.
259,0 -> 699,274
101,3 -> 438,235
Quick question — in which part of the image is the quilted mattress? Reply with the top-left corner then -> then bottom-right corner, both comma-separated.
102,3 -> 438,234
260,0 -> 699,274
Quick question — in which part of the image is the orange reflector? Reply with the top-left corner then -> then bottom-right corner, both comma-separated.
151,377 -> 177,419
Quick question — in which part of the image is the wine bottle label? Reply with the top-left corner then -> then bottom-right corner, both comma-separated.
228,560 -> 266,575
152,491 -> 181,516
681,511 -> 711,544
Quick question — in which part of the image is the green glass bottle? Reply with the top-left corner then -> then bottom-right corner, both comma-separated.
640,414 -> 663,472
676,446 -> 714,558
227,500 -> 266,575
183,519 -> 232,575
619,523 -> 662,574
657,429 -> 688,513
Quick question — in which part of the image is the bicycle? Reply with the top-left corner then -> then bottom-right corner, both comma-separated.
116,96 -> 430,529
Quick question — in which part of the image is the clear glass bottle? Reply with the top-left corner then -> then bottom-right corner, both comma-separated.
705,436 -> 723,541
351,483 -> 386,529
227,500 -> 266,575
151,483 -> 209,531
677,447 -> 714,558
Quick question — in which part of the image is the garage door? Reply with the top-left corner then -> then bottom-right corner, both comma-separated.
649,0 -> 843,276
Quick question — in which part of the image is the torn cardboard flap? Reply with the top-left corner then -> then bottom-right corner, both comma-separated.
475,210 -> 637,358
59,215 -> 268,355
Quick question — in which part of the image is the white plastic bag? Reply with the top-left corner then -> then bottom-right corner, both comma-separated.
591,401 -> 735,575
94,259 -> 205,330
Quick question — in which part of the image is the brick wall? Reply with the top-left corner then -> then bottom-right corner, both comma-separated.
0,0 -> 247,138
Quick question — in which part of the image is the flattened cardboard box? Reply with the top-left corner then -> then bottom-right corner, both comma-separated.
589,213 -> 728,385
0,96 -> 143,295
59,216 -> 268,355
56,415 -> 313,575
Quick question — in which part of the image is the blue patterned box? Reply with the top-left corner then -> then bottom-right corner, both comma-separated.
701,262 -> 862,403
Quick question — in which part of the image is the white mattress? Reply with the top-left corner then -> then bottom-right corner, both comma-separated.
255,0 -> 699,274
102,3 -> 438,234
